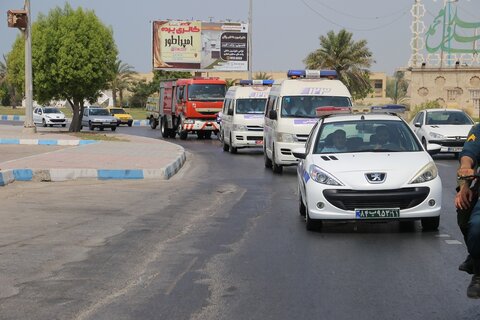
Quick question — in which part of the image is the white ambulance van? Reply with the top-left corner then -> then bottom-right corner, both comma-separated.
221,80 -> 273,153
264,70 -> 352,173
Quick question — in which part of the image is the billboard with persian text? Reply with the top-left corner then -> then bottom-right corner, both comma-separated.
152,20 -> 249,71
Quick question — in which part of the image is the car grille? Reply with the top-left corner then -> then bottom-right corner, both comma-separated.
246,136 -> 263,141
430,139 -> 466,147
50,119 -> 65,123
323,187 -> 430,210
247,125 -> 263,131
296,134 -> 309,142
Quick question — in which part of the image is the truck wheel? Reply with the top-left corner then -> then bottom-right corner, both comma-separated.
204,131 -> 212,139
150,117 -> 158,129
128,121 -> 133,127
179,131 -> 188,140
272,147 -> 283,174
223,139 -> 229,152
197,131 -> 205,139
161,117 -> 169,138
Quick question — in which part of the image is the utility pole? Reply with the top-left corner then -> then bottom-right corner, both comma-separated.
248,0 -> 253,80
24,0 -> 35,132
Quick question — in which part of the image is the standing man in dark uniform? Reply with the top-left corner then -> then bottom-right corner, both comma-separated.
456,124 -> 480,298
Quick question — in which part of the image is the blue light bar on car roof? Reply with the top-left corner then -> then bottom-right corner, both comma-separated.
370,104 -> 406,114
287,69 -> 338,79
239,79 -> 274,86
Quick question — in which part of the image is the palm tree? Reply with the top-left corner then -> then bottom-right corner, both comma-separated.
225,78 -> 240,89
387,71 -> 409,104
110,59 -> 137,107
304,29 -> 374,100
253,72 -> 272,80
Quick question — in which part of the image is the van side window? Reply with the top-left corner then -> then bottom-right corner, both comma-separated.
265,95 -> 275,116
222,99 -> 229,114
227,99 -> 234,116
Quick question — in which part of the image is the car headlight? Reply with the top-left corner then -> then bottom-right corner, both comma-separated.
429,132 -> 445,139
276,132 -> 297,143
309,165 -> 342,186
44,115 -> 51,119
233,124 -> 248,131
409,161 -> 438,184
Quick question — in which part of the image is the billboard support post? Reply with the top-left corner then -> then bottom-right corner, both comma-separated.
248,0 -> 253,80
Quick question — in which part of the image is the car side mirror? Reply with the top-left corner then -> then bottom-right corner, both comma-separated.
269,110 -> 277,120
292,147 -> 307,159
414,122 -> 421,128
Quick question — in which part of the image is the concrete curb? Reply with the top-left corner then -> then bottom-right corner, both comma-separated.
0,138 -> 98,145
0,148 -> 186,186
0,115 -> 149,126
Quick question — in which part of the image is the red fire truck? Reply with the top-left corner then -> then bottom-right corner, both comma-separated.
147,77 -> 226,140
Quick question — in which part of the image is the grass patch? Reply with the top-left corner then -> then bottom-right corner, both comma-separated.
69,132 -> 129,142
0,106 -> 148,120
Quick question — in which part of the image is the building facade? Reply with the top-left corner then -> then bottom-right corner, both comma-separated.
407,67 -> 480,117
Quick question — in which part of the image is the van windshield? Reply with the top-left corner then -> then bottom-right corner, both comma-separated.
281,96 -> 352,118
235,99 -> 267,114
188,84 -> 226,101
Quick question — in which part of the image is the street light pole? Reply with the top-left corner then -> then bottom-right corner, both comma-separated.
24,0 -> 35,132
248,0 -> 253,80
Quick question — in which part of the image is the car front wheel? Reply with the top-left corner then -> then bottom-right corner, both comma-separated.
421,216 -> 439,231
305,207 -> 323,232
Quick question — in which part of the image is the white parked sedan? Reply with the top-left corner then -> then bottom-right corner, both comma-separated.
33,106 -> 67,127
294,109 -> 442,232
410,108 -> 474,157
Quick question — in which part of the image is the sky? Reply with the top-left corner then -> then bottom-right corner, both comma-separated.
1,0 -> 479,76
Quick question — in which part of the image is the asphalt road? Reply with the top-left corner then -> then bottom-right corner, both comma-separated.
0,124 -> 479,319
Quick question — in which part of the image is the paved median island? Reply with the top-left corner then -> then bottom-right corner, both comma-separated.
0,126 -> 186,186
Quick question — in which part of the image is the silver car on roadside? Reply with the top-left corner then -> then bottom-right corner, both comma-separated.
82,106 -> 118,131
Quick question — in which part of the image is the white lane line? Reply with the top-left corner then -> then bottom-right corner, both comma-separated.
435,234 -> 451,238
445,240 -> 463,245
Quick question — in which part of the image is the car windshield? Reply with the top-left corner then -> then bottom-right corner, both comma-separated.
235,99 -> 267,114
426,111 -> 474,125
314,119 -> 423,154
188,84 -> 226,101
89,108 -> 109,116
281,96 -> 352,118
110,108 -> 126,114
44,107 -> 61,114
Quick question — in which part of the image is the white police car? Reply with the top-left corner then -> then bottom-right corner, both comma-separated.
293,105 -> 442,232
410,108 -> 474,157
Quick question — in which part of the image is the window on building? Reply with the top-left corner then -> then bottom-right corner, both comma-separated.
471,90 -> 480,111
374,80 -> 383,89
447,89 -> 458,101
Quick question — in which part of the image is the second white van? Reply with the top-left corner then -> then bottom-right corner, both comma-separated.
221,80 -> 273,153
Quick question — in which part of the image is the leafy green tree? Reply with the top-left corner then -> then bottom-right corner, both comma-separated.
110,59 -> 136,107
386,71 -> 409,104
129,79 -> 155,108
7,4 -> 117,131
304,29 -> 374,100
151,70 -> 192,90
